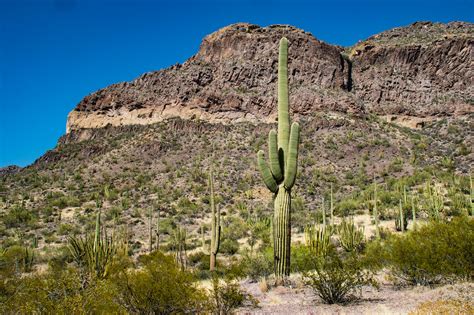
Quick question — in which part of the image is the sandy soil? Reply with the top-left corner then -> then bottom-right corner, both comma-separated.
237,279 -> 474,314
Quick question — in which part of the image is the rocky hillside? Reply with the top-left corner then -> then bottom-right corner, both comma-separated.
67,21 -> 473,134
0,21 -> 472,255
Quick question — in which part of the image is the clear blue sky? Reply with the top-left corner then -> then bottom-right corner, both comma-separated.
0,0 -> 472,167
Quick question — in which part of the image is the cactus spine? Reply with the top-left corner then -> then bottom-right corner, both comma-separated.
209,167 -> 221,272
257,37 -> 300,278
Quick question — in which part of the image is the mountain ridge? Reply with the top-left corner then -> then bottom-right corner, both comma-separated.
66,21 -> 473,135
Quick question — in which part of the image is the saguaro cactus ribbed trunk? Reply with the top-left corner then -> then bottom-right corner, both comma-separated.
257,37 -> 300,278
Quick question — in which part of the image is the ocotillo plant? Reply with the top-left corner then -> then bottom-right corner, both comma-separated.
209,167 -> 221,272
257,37 -> 300,278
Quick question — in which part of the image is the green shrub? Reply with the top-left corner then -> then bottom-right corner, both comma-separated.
220,239 -> 239,255
3,205 -> 34,228
0,267 -> 122,313
367,216 -> 474,285
209,275 -> 258,314
241,249 -> 273,282
303,250 -> 377,304
113,251 -> 208,314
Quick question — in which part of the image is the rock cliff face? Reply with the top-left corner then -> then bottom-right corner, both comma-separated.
67,22 -> 473,133
351,21 -> 473,116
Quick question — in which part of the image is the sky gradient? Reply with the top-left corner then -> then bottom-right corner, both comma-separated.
1,0 -> 473,167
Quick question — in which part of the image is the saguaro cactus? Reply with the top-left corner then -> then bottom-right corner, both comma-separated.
209,167 -> 221,272
257,37 -> 300,278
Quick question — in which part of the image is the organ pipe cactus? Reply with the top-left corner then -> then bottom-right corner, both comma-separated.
304,225 -> 331,257
69,210 -> 117,279
395,199 -> 407,232
257,37 -> 300,278
209,167 -> 221,272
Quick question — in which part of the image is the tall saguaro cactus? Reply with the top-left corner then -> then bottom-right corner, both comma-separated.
257,37 -> 300,278
209,167 -> 221,272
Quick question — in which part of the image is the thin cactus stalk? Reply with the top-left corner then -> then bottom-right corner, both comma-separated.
411,194 -> 417,231
209,167 -> 221,272
425,181 -> 442,220
373,178 -> 380,239
321,197 -> 326,227
470,175 -> 473,216
395,199 -> 407,232
148,207 -> 153,252
93,210 -> 101,252
201,225 -> 207,254
257,37 -> 300,278
32,234 -> 38,249
330,183 -> 334,226
155,207 -> 160,250
173,227 -> 187,271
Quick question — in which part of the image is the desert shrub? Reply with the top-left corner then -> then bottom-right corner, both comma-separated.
410,299 -> 474,315
303,250 -> 377,304
0,267 -> 122,313
209,275 -> 258,314
220,238 -> 240,255
240,249 -> 273,281
368,216 -> 474,285
3,205 -> 34,228
0,245 -> 35,274
112,251 -> 208,314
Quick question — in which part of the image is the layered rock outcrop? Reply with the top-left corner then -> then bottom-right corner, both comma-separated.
67,22 -> 473,133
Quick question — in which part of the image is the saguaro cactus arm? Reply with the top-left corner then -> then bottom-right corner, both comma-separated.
268,130 -> 283,181
284,122 -> 300,189
257,150 -> 278,193
278,37 -> 290,157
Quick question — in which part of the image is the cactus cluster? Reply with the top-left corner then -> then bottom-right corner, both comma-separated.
424,181 -> 443,220
172,226 -> 187,271
304,225 -> 331,257
338,218 -> 364,252
69,210 -> 117,279
257,37 -> 300,278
